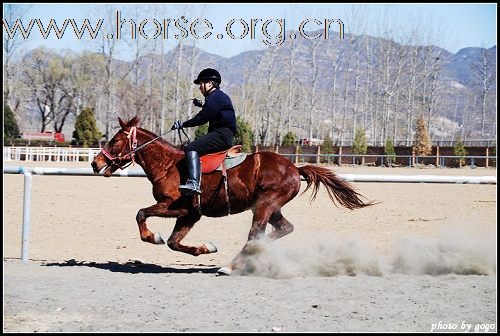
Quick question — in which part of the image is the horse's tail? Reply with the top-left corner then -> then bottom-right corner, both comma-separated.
297,165 -> 374,210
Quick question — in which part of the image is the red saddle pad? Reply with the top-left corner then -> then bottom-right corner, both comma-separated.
200,145 -> 243,173
200,151 -> 227,173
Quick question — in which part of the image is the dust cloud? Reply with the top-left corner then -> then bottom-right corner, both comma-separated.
391,228 -> 496,276
234,227 -> 496,279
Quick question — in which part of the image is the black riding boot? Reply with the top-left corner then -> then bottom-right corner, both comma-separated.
179,151 -> 201,195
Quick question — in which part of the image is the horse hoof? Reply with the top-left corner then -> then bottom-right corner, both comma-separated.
217,267 -> 232,276
154,232 -> 165,244
204,241 -> 217,253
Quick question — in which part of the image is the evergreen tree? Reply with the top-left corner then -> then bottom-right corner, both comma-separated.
352,128 -> 368,164
72,107 -> 103,146
384,137 -> 396,165
193,117 -> 253,152
281,131 -> 297,146
413,114 -> 432,157
194,123 -> 208,138
453,136 -> 467,167
234,116 -> 253,152
4,104 -> 20,142
321,133 -> 334,163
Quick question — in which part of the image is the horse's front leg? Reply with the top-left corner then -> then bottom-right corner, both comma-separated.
136,200 -> 188,244
166,213 -> 218,256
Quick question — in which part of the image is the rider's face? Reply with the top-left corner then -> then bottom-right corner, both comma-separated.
199,81 -> 214,95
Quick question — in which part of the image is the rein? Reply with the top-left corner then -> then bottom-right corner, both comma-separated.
99,126 -> 190,170
177,127 -> 190,146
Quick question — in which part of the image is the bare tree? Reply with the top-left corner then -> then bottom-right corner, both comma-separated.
340,53 -> 352,146
401,11 -> 429,145
345,5 -> 369,139
468,47 -> 496,137
321,32 -> 342,143
3,4 -> 32,110
419,17 -> 447,141
423,53 -> 443,133
403,44 -> 420,145
277,33 -> 303,144
460,92 -> 476,141
22,48 -> 77,132
307,37 -> 322,141
259,46 -> 279,145
381,41 -> 408,144
182,6 -> 209,139
123,5 -> 151,121
361,36 -> 373,133
87,5 -> 131,139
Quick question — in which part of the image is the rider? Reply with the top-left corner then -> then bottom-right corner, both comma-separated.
171,68 -> 237,196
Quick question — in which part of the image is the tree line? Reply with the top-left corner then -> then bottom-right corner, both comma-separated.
3,5 -> 496,148
5,102 -> 470,168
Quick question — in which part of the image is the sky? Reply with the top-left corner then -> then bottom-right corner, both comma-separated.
3,3 -> 497,60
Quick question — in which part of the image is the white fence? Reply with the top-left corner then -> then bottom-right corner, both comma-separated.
4,146 -> 496,168
3,146 -> 101,162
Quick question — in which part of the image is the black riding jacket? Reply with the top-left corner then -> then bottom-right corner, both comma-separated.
182,88 -> 237,134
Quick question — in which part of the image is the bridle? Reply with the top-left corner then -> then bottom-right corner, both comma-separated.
99,126 -> 162,170
98,126 -> 190,171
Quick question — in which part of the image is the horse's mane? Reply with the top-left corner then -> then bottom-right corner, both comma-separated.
138,127 -> 183,155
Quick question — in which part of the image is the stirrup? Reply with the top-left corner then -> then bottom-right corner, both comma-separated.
179,180 -> 201,195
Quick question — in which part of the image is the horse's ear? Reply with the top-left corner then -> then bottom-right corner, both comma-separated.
129,115 -> 140,127
118,117 -> 126,129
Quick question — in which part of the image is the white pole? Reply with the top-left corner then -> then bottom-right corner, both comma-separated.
21,171 -> 33,262
4,166 -> 496,184
339,174 -> 497,184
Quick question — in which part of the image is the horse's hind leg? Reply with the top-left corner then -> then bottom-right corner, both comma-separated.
166,213 -> 218,256
218,202 -> 274,275
220,211 -> 293,274
266,211 -> 294,241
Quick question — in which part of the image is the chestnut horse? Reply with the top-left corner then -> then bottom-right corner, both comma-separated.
91,116 -> 373,275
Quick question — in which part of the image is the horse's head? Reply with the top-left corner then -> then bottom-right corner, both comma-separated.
91,116 -> 141,177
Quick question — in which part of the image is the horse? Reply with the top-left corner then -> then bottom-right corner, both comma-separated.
91,116 -> 374,275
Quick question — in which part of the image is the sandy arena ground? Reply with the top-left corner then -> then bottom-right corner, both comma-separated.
3,160 -> 497,332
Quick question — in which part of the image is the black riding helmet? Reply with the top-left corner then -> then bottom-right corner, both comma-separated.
194,68 -> 221,85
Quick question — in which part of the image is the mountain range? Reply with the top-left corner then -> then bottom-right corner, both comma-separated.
23,29 -> 497,141
134,31 -> 496,141
142,31 -> 496,92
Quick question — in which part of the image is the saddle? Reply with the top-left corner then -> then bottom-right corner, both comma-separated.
194,145 -> 246,216
200,145 -> 247,174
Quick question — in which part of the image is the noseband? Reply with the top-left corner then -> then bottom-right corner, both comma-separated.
99,126 -> 162,170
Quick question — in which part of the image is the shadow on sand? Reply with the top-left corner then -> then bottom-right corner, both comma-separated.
42,259 -> 220,274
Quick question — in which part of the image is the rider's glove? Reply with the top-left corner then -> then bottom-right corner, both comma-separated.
192,98 -> 204,108
171,120 -> 183,130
